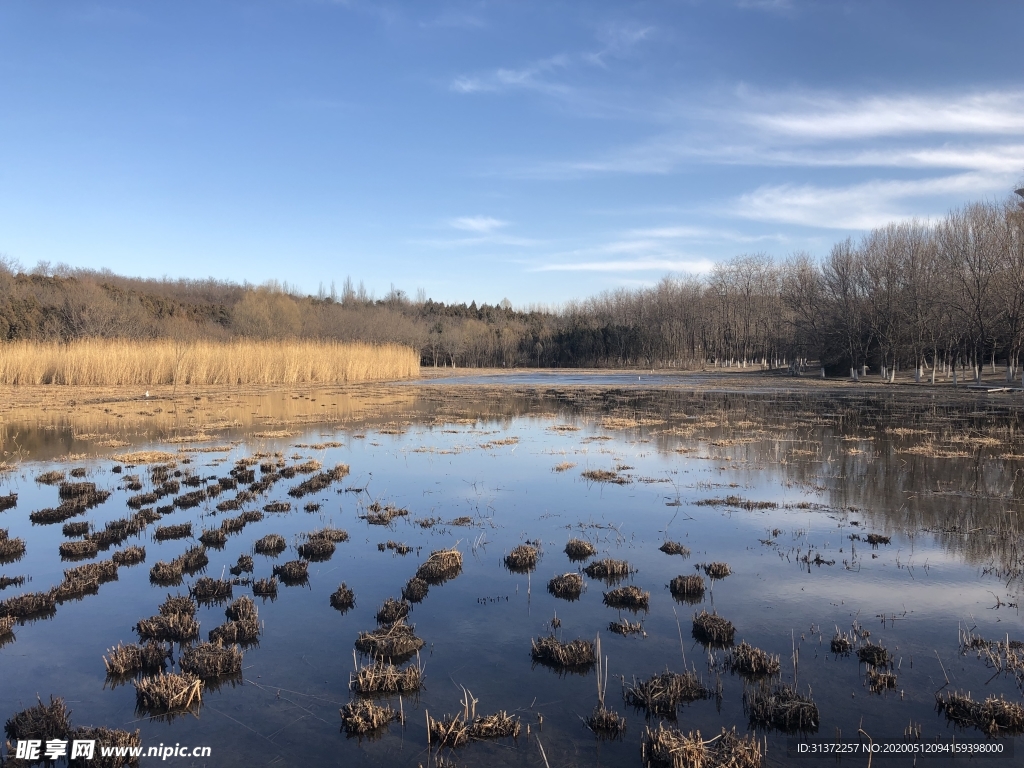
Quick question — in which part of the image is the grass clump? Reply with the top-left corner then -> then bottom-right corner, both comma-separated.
64,559 -> 118,584
936,691 -> 1024,735
330,583 -> 356,612
340,700 -> 399,735
229,554 -> 254,575
586,706 -> 626,739
254,533 -> 287,555
379,540 -> 413,555
702,562 -> 731,580
253,577 -> 278,599
548,572 -> 585,601
609,618 -> 644,636
350,659 -> 423,694
582,469 -> 630,484
135,612 -> 200,644
225,595 -> 258,622
263,500 -> 291,513
857,643 -> 892,667
469,711 -> 521,740
297,536 -> 336,561
530,635 -> 596,669
3,695 -> 71,741
641,724 -> 764,768
584,558 -> 634,583
209,618 -> 261,645
692,610 -> 735,647
565,538 -> 596,561
35,470 -> 66,485
0,615 -> 14,638
0,531 -> 26,564
150,560 -> 183,585
866,533 -> 891,546
198,528 -> 227,548
159,593 -> 197,617
868,668 -> 898,693
68,726 -> 142,768
133,672 -> 203,715
505,544 -> 540,573
273,559 -> 309,584
132,522 -> 174,546
427,714 -> 469,747
103,641 -> 169,676
669,575 -> 705,603
190,577 -> 232,605
180,641 -> 244,678
59,539 -> 100,561
355,621 -> 425,661
402,577 -> 428,603
603,585 -> 650,612
0,575 -> 26,591
626,671 -> 712,717
376,597 -> 411,625
0,590 -> 57,619
745,683 -> 819,732
112,545 -> 146,566
176,545 -> 209,575
415,547 -> 463,584
62,521 -> 91,537
659,540 -> 691,557
725,642 -> 781,678
361,501 -> 409,525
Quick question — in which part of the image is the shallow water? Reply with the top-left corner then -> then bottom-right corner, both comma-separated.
2,385 -> 1024,766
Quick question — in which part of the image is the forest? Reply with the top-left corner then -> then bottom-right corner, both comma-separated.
1,194 -> 1023,379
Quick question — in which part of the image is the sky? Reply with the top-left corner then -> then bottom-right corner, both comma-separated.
1,1 -> 1023,306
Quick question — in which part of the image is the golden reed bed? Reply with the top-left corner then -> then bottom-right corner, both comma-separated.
0,339 -> 419,386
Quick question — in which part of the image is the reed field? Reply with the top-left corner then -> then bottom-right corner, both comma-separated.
0,339 -> 419,386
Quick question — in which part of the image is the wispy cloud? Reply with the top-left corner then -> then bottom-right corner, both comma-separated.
450,55 -> 570,95
449,215 -> 508,233
745,91 -> 1024,140
535,258 -> 715,273
731,171 -> 1007,230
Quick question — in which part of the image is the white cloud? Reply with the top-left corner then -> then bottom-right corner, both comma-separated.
450,216 -> 508,233
732,171 -> 1008,230
449,56 -> 570,96
535,258 -> 715,273
745,91 -> 1024,140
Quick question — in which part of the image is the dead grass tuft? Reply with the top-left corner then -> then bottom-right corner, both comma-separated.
180,641 -> 244,678
103,641 -> 170,676
626,670 -> 712,717
375,597 -> 411,625
355,621 -> 425,661
402,577 -> 428,603
692,610 -> 735,647
565,538 -> 597,561
659,541 -> 691,557
331,583 -> 356,612
530,635 -> 596,669
273,559 -> 309,584
669,575 -> 705,603
133,672 -> 203,715
254,533 -> 287,555
936,691 -> 1024,735
603,585 -> 650,612
505,544 -> 540,573
340,699 -> 400,735
641,724 -> 763,768
350,659 -> 423,695
415,547 -> 463,584
547,572 -> 585,601
584,558 -> 634,583
745,683 -> 819,732
725,642 -> 780,678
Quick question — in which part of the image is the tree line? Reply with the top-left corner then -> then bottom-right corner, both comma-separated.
2,193 -> 1022,379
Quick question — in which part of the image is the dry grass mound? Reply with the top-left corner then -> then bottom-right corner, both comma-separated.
180,641 -> 244,678
505,544 -> 540,573
331,583 -> 356,612
659,540 -> 691,557
209,618 -> 261,645
0,589 -> 57,619
402,577 -> 428,603
375,597 -> 411,625
263,500 -> 291,513
225,596 -> 258,622
669,575 -> 705,603
135,612 -> 200,644
297,536 -> 336,561
190,577 -> 233,605
3,695 -> 71,741
726,642 -> 780,678
642,724 -> 763,768
609,618 -> 644,636
35,470 -> 66,485
379,540 -> 413,555
531,635 -> 596,669
692,610 -> 735,647
427,714 -> 470,747
603,585 -> 650,612
469,711 -> 521,740
155,523 -> 192,541
340,699 -> 399,735
361,501 -> 409,525
159,593 -> 197,616
936,691 -> 1024,735
64,560 -> 118,587
229,554 -> 254,575
548,572 -> 585,601
273,559 -> 309,584
582,469 -> 630,484
150,559 -> 183,585
626,671 -> 712,717
0,492 -> 16,512
350,659 -> 423,694
0,616 -> 15,637
745,684 -> 819,732
565,538 -> 597,561
62,521 -> 91,537
254,533 -> 287,555
695,496 -> 777,511
0,533 -> 26,564
69,726 -> 142,768
586,706 -> 626,739
584,558 -> 634,583
103,641 -> 169,676
133,672 -> 202,715
52,574 -> 100,604
416,547 -> 463,584
198,528 -> 227,548
830,631 -> 854,655
355,621 -> 425,661
702,562 -> 731,580
59,539 -> 100,561
868,668 -> 898,693
253,577 -> 278,599
112,545 -> 146,566
857,643 -> 892,667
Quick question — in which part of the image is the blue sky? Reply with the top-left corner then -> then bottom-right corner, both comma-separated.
1,1 -> 1023,305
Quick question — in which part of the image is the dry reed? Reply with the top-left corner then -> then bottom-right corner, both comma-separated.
565,538 -> 597,561
659,541 -> 691,557
936,691 -> 1024,735
725,642 -> 781,678
415,548 -> 462,584
603,585 -> 650,612
669,575 -> 705,603
626,671 -> 712,717
745,683 -> 819,732
505,544 -> 540,573
4,695 -> 71,741
401,577 -> 428,603
692,610 -> 735,647
530,635 -> 596,669
134,672 -> 203,715
350,658 -> 423,694
548,572 -> 585,601
0,339 -> 419,385
355,621 -> 424,660
331,583 -> 356,612
340,700 -> 399,735
180,641 -> 244,678
375,597 -> 411,625
584,558 -> 634,583
103,641 -> 169,675
641,724 -> 763,768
